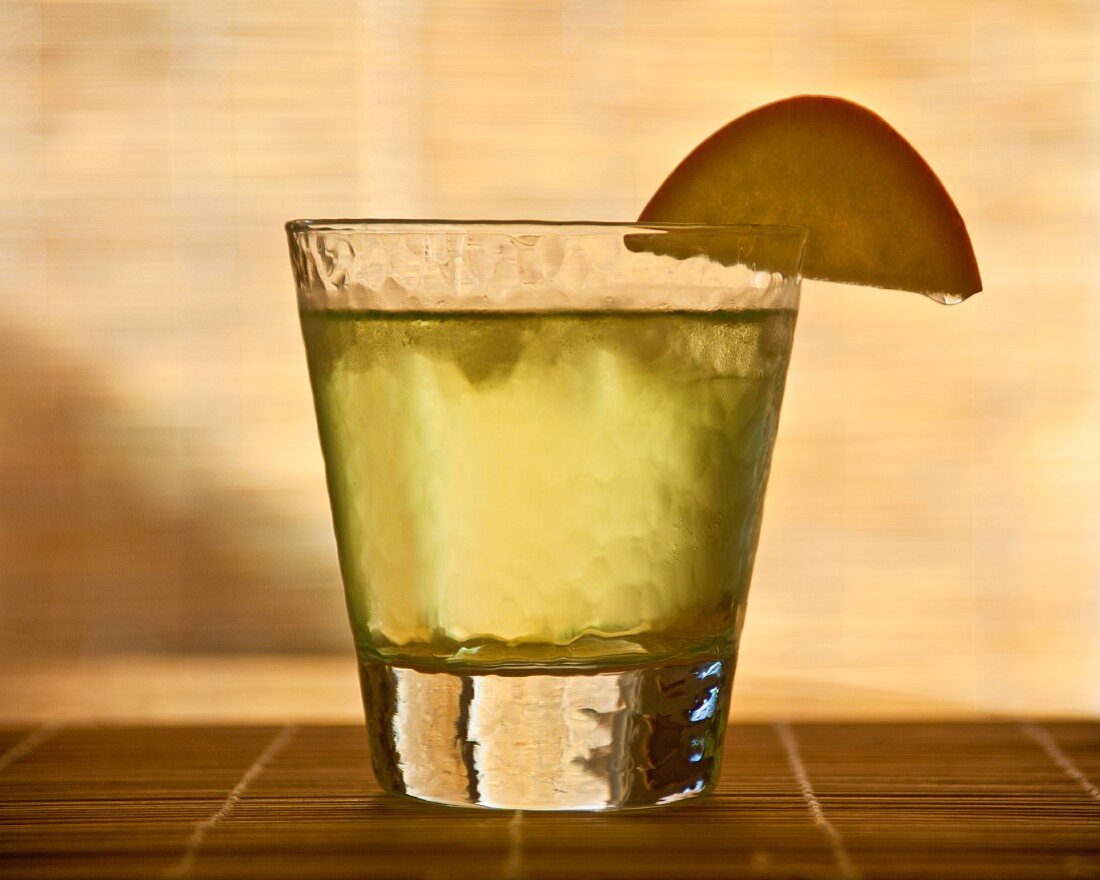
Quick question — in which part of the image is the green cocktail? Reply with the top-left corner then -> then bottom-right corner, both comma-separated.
289,221 -> 804,809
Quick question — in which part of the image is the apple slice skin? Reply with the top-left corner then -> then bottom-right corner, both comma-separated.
640,96 -> 982,300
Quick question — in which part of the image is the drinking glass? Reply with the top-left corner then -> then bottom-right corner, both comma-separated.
287,220 -> 804,810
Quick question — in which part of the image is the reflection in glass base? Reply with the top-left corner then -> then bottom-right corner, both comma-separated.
358,655 -> 733,811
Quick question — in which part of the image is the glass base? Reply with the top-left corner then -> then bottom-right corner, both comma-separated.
358,655 -> 733,811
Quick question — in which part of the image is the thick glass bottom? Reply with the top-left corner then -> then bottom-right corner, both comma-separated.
358,654 -> 733,811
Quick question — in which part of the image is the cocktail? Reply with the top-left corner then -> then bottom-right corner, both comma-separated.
290,222 -> 802,809
287,97 -> 980,811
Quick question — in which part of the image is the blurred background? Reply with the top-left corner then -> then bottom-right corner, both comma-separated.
1,0 -> 1097,721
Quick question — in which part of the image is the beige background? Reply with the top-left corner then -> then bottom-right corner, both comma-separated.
1,0 -> 1097,718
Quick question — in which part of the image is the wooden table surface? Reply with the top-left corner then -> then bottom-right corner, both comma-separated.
2,721 -> 1099,879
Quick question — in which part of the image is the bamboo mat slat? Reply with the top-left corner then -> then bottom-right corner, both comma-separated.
1,722 -> 1098,879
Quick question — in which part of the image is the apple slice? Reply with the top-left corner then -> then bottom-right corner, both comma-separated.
639,96 -> 981,301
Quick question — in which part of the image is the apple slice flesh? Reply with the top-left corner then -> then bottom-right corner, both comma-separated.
639,96 -> 981,301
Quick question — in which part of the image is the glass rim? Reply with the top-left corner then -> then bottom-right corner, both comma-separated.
288,217 -> 804,312
285,217 -> 807,239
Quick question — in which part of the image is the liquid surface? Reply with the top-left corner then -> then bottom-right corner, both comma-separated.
301,310 -> 795,669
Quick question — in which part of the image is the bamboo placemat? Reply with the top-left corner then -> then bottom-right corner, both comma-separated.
1,722 -> 1098,879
